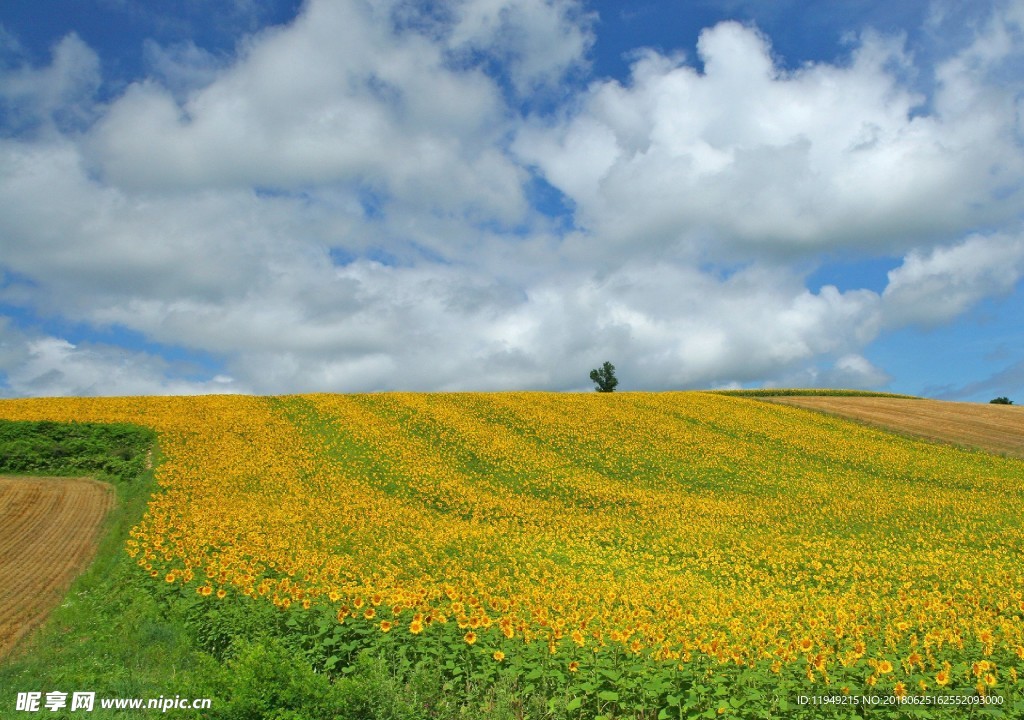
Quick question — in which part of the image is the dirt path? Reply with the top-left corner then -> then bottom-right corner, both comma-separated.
0,476 -> 114,660
765,396 -> 1024,459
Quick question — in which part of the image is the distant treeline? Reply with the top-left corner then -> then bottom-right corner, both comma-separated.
707,389 -> 921,399
0,419 -> 155,482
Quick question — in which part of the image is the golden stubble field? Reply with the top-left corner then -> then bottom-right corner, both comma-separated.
0,476 -> 114,659
765,396 -> 1024,459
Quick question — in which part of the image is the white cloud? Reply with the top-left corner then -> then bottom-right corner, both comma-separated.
0,33 -> 101,132
882,231 -> 1024,327
767,353 -> 892,391
0,320 -> 246,397
142,39 -> 226,98
825,354 -> 892,389
514,18 -> 1024,264
442,0 -> 594,94
2,2 -> 1024,398
86,0 -> 529,226
0,138 -> 335,315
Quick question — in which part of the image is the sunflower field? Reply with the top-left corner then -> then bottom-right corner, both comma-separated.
1,392 -> 1022,718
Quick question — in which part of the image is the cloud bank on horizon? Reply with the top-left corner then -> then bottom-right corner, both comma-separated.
1,0 -> 1023,400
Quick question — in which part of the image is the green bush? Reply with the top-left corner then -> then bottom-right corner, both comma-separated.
207,637 -> 348,720
0,419 -> 154,481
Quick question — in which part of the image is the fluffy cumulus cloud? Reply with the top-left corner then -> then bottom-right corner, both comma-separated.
775,354 -> 892,391
0,319 -> 243,397
86,2 -> 524,223
1,0 -> 1024,396
0,33 -> 101,132
439,0 -> 595,95
882,232 -> 1024,327
514,18 -> 1024,263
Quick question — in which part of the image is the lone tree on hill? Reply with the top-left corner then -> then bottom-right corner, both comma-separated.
990,397 -> 1014,405
590,361 -> 618,392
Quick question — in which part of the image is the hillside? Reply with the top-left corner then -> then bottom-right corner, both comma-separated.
1,392 -> 1022,718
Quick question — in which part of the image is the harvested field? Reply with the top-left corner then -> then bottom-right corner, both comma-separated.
0,476 -> 114,659
765,395 -> 1024,458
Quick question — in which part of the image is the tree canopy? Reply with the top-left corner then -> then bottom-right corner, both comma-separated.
590,361 -> 618,392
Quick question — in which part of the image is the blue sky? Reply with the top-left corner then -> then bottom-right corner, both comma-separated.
1,0 -> 1023,400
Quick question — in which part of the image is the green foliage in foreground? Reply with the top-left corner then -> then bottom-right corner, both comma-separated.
707,388 -> 920,399
0,419 -> 154,480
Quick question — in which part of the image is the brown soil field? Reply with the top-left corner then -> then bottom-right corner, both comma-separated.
0,476 -> 114,660
765,396 -> 1024,459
